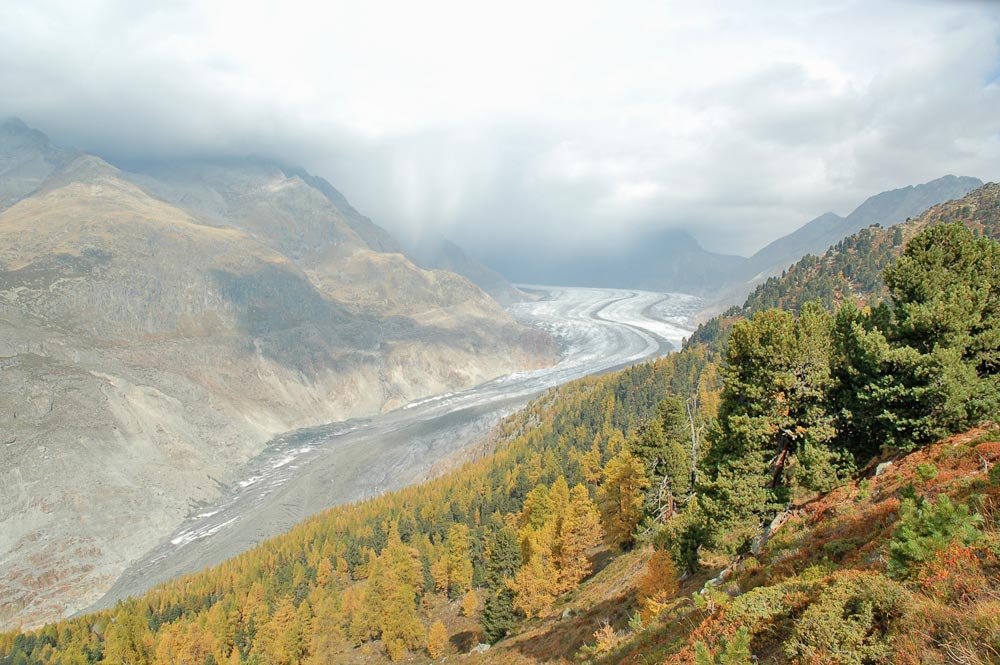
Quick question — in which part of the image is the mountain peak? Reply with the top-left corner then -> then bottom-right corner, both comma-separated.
1,116 -> 30,132
1,117 -> 50,146
0,118 -> 74,210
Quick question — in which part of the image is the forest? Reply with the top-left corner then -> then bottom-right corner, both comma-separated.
3,184 -> 1000,663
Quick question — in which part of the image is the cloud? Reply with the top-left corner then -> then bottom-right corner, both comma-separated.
1,0 -> 998,271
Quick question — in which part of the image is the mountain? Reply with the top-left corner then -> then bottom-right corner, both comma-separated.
0,118 -> 73,210
403,230 -> 529,305
129,158 -> 529,305
497,176 -> 979,300
688,181 -> 1000,352
742,181 -> 1000,315
0,120 -> 555,629
717,175 -> 983,304
509,228 -> 745,295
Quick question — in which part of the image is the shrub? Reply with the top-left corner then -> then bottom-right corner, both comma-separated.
887,495 -> 983,579
915,462 -> 939,482
694,627 -> 753,665
784,572 -> 909,665
822,537 -> 863,562
989,461 -> 1000,487
591,621 -> 623,654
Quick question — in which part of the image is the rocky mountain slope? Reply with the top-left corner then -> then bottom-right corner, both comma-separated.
128,157 -> 529,306
402,230 -> 529,306
0,119 -> 554,630
0,118 -> 73,210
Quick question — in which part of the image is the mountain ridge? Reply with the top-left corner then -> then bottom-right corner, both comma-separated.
734,174 -> 983,288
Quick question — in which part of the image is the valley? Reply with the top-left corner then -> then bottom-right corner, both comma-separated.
90,286 -> 701,610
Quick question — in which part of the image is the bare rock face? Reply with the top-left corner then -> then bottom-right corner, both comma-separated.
0,123 -> 555,629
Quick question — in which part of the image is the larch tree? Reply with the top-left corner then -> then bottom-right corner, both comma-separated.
306,595 -> 345,664
461,589 -> 478,617
598,449 -> 650,549
445,523 -> 474,600
252,596 -> 307,665
508,529 -> 559,618
555,484 -> 603,593
426,620 -> 448,659
637,549 -> 679,622
101,610 -> 154,665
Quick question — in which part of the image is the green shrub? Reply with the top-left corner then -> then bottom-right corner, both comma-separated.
784,572 -> 908,665
915,462 -> 938,482
822,537 -> 863,562
989,461 -> 1000,487
887,495 -> 983,579
694,627 -> 753,665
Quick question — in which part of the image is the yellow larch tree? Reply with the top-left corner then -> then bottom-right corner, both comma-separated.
426,620 -> 449,659
637,549 -> 679,622
461,588 -> 478,617
508,529 -> 559,618
446,523 -> 473,599
597,449 -> 650,549
555,484 -> 604,593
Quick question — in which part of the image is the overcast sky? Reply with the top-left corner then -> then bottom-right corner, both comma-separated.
2,0 -> 999,267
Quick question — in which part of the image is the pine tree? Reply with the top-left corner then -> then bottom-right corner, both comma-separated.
832,224 -> 1000,455
700,303 -> 836,554
629,397 -> 692,522
481,525 -> 522,643
882,223 -> 1000,440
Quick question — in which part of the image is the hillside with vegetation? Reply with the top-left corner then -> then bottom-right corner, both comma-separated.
688,182 -> 1000,352
724,175 -> 983,300
4,186 -> 1000,664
